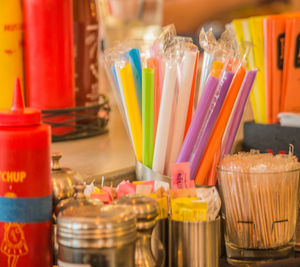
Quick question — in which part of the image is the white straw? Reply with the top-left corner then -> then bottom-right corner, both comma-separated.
152,60 -> 177,174
165,51 -> 197,175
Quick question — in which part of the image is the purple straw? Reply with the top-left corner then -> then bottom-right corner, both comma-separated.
222,70 -> 257,156
189,70 -> 234,179
177,75 -> 219,163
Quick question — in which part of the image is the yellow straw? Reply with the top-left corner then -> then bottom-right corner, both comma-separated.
249,16 -> 267,123
120,64 -> 143,161
232,19 -> 259,122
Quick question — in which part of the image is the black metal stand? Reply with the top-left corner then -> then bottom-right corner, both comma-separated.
41,95 -> 110,142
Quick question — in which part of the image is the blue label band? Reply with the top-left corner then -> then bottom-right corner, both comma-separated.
0,196 -> 52,223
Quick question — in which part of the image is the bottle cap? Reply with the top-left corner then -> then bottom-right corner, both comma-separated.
0,78 -> 41,127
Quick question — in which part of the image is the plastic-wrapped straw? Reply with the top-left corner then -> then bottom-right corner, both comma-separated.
195,62 -> 246,185
127,48 -> 142,115
104,49 -> 134,147
147,58 -> 161,144
142,68 -> 154,168
198,29 -> 218,101
165,46 -> 198,175
188,69 -> 234,179
120,63 -> 143,162
177,61 -> 224,164
184,51 -> 199,138
206,62 -> 253,186
152,58 -> 178,174
221,70 -> 257,156
114,61 -> 134,144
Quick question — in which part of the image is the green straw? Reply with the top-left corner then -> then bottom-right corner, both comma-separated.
142,68 -> 154,168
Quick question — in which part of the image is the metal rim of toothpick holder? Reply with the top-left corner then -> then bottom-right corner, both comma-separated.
41,94 -> 110,142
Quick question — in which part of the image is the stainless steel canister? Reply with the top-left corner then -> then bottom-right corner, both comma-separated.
115,194 -> 165,267
57,204 -> 136,267
152,218 -> 168,267
135,160 -> 171,185
169,216 -> 221,267
53,184 -> 102,265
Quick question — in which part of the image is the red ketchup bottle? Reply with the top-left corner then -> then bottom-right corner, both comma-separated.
0,79 -> 52,267
23,0 -> 75,136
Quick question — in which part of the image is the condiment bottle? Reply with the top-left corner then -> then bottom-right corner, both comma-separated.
115,194 -> 163,267
0,78 -> 52,267
74,0 -> 99,108
23,0 -> 75,135
57,204 -> 136,267
0,1 -> 24,109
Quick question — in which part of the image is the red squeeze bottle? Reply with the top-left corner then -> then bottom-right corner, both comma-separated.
23,0 -> 75,135
0,79 -> 52,267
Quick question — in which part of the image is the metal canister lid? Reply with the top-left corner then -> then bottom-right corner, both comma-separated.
57,204 -> 136,249
114,195 -> 159,230
54,184 -> 102,218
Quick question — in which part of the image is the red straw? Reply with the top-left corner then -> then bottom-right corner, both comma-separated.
147,58 -> 161,143
184,51 -> 199,138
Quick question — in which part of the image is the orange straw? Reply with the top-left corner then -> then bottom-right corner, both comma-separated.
195,64 -> 246,185
206,142 -> 221,186
184,51 -> 199,138
147,58 -> 161,143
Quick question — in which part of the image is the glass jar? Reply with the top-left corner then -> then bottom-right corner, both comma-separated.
218,168 -> 300,265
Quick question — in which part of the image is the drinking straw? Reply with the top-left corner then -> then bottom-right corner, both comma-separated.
150,41 -> 164,95
231,19 -> 259,123
142,68 -> 154,168
197,28 -> 219,102
249,17 -> 267,123
206,143 -> 221,186
114,63 -> 134,145
176,61 -> 224,163
222,70 -> 257,156
127,48 -> 142,115
240,20 -> 259,123
152,59 -> 177,174
120,63 -> 143,162
165,50 -> 198,175
147,58 -> 161,143
111,65 -> 120,93
104,48 -> 134,147
189,70 -> 234,179
198,52 -> 214,100
184,51 -> 199,138
195,64 -> 246,185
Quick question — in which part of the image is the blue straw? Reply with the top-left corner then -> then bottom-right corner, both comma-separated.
127,48 -> 142,115
111,65 -> 120,93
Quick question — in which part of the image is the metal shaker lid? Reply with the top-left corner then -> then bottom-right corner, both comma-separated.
51,152 -> 83,207
57,204 -> 136,249
114,195 -> 159,230
54,184 -> 103,219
